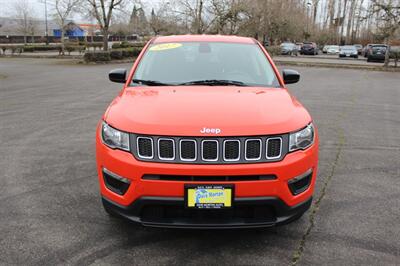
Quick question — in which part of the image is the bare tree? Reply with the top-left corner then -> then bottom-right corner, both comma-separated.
352,0 -> 365,42
13,0 -> 37,44
206,0 -> 245,34
311,0 -> 320,24
338,0 -> 349,44
149,1 -> 171,35
85,0 -> 126,51
177,0 -> 210,33
53,0 -> 81,55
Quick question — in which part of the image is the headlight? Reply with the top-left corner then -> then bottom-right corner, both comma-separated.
289,123 -> 315,152
101,122 -> 130,151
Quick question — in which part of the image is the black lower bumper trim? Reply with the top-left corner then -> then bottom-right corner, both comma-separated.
102,196 -> 312,229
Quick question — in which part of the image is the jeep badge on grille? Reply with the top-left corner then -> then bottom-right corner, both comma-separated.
200,127 -> 221,134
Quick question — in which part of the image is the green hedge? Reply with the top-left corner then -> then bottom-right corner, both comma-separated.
1,45 -> 24,54
112,41 -> 145,49
265,46 -> 281,56
23,45 -> 61,52
65,45 -> 86,55
84,51 -> 111,62
389,49 -> 400,59
110,47 -> 142,59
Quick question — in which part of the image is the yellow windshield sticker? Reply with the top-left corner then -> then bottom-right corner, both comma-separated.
150,43 -> 182,51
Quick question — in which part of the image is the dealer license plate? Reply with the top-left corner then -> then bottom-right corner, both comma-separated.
185,185 -> 233,209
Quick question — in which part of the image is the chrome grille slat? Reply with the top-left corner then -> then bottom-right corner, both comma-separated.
179,139 -> 197,161
137,137 -> 154,159
223,140 -> 240,161
158,138 -> 175,160
266,137 -> 282,159
201,140 -> 219,161
133,135 -> 287,164
245,139 -> 262,160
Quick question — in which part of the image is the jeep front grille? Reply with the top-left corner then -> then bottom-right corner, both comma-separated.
131,134 -> 288,164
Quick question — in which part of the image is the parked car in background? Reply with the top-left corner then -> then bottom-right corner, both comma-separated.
339,45 -> 358,58
367,45 -> 388,62
354,44 -> 363,55
280,42 -> 298,56
300,42 -> 318,55
327,45 -> 340,55
363,44 -> 376,57
322,45 -> 331,54
295,42 -> 303,51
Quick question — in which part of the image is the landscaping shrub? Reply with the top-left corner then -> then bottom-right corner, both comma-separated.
77,46 -> 86,54
11,46 -> 24,55
65,45 -> 76,55
1,45 -> 28,54
32,45 -> 60,51
84,51 -> 111,62
110,47 -> 142,59
112,41 -> 145,50
86,42 -> 103,50
64,45 -> 85,55
389,47 -> 400,67
265,46 -> 281,56
110,50 -> 123,60
23,45 -> 61,52
22,46 -> 35,52
112,43 -> 121,49
122,47 -> 142,57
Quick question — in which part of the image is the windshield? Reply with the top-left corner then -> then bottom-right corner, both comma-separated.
341,46 -> 355,50
133,42 -> 280,87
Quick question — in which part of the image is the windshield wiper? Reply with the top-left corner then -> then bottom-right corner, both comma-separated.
178,79 -> 248,86
132,79 -> 172,86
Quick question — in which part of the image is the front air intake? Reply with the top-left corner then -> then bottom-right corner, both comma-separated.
103,168 -> 131,195
288,169 -> 313,195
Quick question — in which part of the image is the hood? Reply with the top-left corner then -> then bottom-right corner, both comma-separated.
104,86 -> 311,136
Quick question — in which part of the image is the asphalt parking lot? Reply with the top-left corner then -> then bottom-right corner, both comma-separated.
1,58 -> 399,265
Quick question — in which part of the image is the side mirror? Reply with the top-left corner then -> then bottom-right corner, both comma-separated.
109,69 -> 127,83
282,69 -> 300,84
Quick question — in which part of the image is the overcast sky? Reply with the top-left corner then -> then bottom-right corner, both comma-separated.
0,0 -> 162,23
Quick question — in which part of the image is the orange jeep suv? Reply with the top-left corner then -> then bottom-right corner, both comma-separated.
96,35 -> 318,228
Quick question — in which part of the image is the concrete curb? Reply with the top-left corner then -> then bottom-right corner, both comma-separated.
0,54 -> 83,59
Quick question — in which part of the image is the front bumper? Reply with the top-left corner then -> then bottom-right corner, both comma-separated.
96,124 -> 319,228
301,50 -> 316,55
339,53 -> 357,57
102,195 -> 312,228
368,54 -> 385,61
